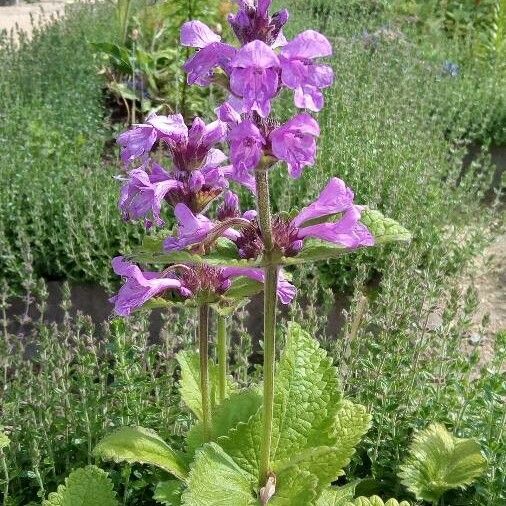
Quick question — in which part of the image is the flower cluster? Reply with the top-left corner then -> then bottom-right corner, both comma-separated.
110,0 -> 375,315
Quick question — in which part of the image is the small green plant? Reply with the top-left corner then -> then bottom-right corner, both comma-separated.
41,465 -> 118,506
94,324 -> 412,505
399,423 -> 487,504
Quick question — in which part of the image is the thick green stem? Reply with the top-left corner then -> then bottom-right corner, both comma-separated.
255,168 -> 279,486
216,313 -> 228,404
199,304 -> 212,441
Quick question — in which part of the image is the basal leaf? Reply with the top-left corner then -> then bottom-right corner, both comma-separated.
398,423 -> 486,503
187,389 -> 262,455
219,324 -> 370,502
182,443 -> 257,506
269,465 -> 319,506
93,426 -> 188,481
316,482 -> 358,506
177,351 -> 236,422
269,323 -> 342,463
344,497 -> 410,506
154,480 -> 183,506
42,465 -> 118,506
360,209 -> 411,244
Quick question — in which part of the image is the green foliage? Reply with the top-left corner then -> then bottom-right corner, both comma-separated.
0,3 -> 142,290
154,480 -> 183,505
92,0 -> 224,121
343,497 -> 410,506
177,350 -> 236,421
182,443 -> 257,506
186,389 -> 262,454
41,465 -> 118,506
93,426 -> 189,481
399,423 -> 487,503
316,483 -> 357,506
186,323 -> 371,503
0,431 -> 10,450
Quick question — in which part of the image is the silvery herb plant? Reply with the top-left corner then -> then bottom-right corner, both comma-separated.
90,0 -> 416,504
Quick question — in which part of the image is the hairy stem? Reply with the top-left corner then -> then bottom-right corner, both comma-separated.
255,168 -> 279,486
199,304 -> 212,441
216,313 -> 228,404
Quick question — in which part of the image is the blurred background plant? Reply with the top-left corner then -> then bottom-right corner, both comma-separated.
92,0 -> 227,123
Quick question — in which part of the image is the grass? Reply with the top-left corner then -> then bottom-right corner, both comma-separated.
0,0 -> 504,505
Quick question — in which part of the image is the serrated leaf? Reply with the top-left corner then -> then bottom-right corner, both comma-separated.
93,426 -> 188,481
187,389 -> 262,455
177,351 -> 236,421
360,209 -> 411,244
219,324 -> 370,501
269,465 -> 319,505
154,480 -> 183,506
316,482 -> 358,506
398,423 -> 486,503
344,497 -> 410,506
182,443 -> 257,506
42,465 -> 118,506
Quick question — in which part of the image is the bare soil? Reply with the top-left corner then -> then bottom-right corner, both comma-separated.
0,0 -> 70,37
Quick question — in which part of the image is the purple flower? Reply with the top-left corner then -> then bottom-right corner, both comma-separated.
110,256 -> 296,315
280,30 -> 334,111
119,165 -> 179,226
217,190 -> 241,221
180,20 -> 222,48
180,21 -> 237,86
117,113 -> 187,165
228,0 -> 289,48
270,113 -> 320,178
109,257 -> 189,316
292,178 -> 374,248
216,101 -> 242,125
230,40 -> 280,117
230,119 -> 266,171
222,164 -> 257,194
161,178 -> 373,258
164,203 -> 216,252
166,117 -> 227,172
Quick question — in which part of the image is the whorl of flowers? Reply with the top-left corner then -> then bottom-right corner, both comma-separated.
110,0 -> 374,314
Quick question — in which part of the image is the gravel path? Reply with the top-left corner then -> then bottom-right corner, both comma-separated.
0,0 -> 70,36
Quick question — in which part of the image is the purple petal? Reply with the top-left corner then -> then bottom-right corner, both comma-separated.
201,120 -> 227,147
222,164 -> 257,194
230,41 -> 280,117
147,113 -> 188,140
293,177 -> 355,227
201,148 -> 228,170
297,206 -> 375,248
184,42 -> 237,86
270,113 -> 319,178
110,257 -> 183,316
230,120 -> 265,171
294,85 -> 325,112
180,20 -> 221,48
231,40 -> 280,68
164,204 -> 214,251
281,30 -> 332,60
117,126 -> 157,164
215,102 -> 242,125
